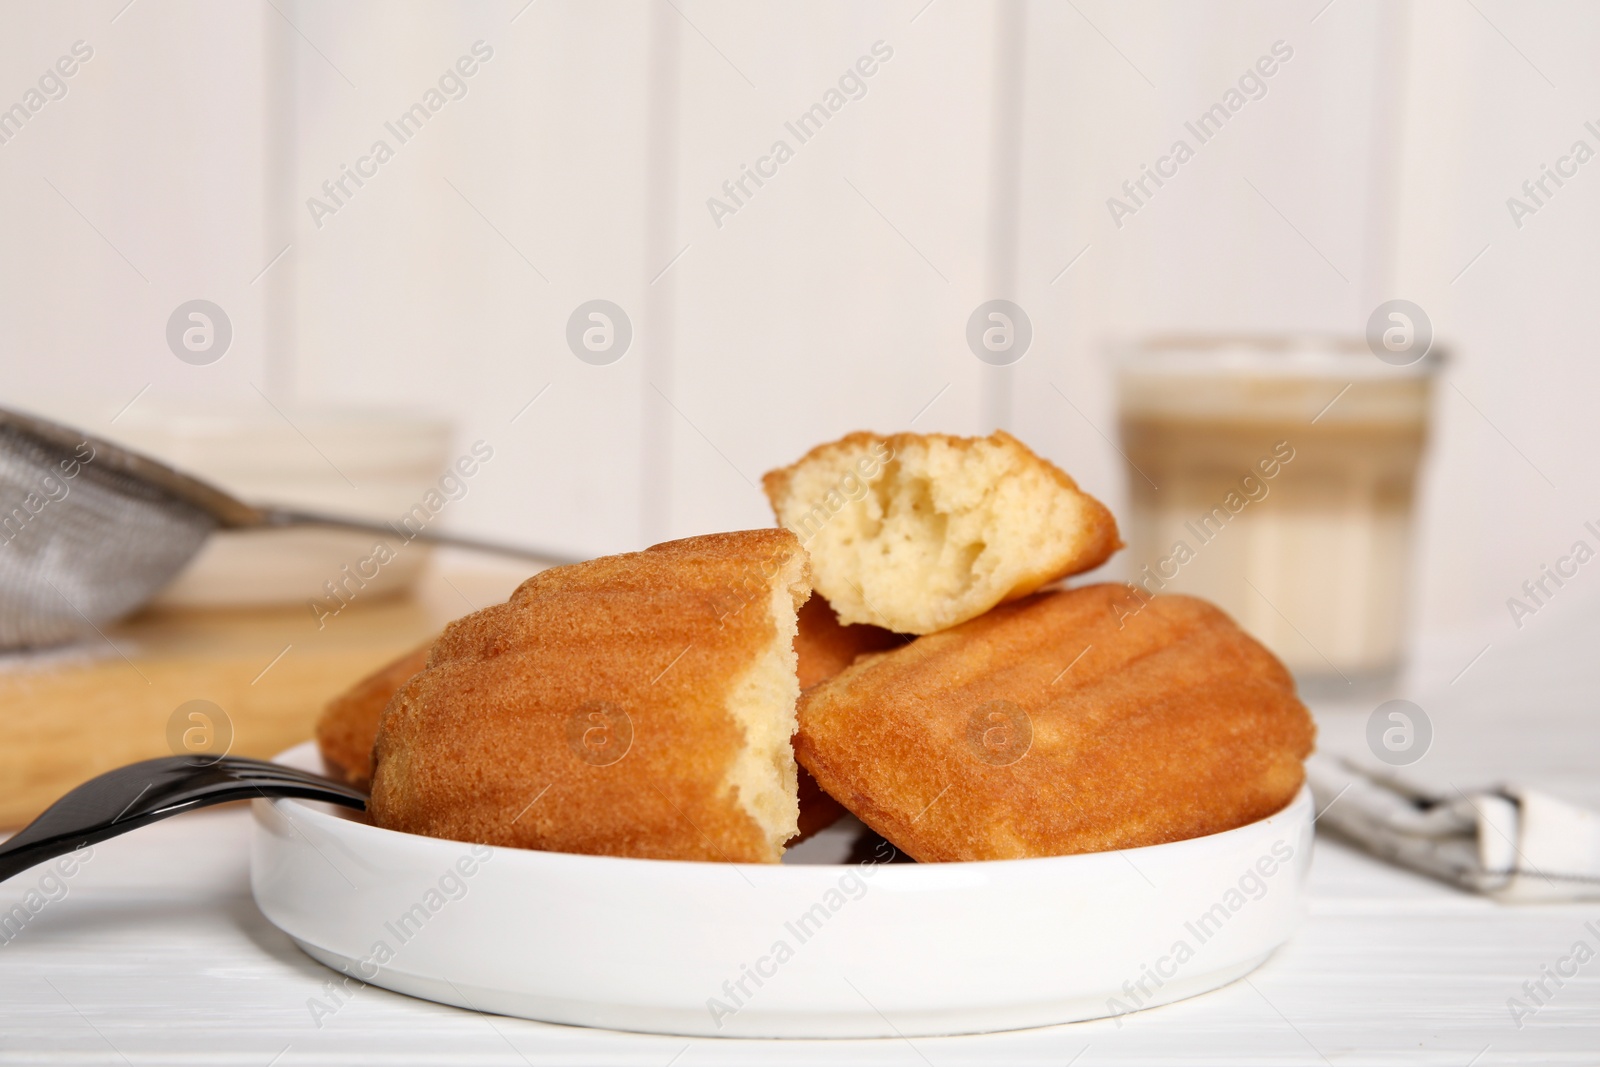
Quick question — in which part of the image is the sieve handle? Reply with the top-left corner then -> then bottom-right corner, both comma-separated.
253,507 -> 582,565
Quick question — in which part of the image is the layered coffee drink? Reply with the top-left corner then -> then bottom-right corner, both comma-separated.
1116,336 -> 1438,686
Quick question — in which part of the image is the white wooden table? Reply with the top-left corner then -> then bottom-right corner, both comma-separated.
2,614 -> 1596,1065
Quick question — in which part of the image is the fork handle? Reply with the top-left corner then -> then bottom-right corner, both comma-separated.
0,757 -> 366,884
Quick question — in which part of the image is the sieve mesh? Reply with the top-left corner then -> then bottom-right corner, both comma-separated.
0,424 -> 215,649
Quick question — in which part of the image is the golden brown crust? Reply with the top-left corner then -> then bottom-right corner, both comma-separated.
319,590 -> 867,833
369,530 -> 810,863
794,594 -> 904,690
315,642 -> 433,790
794,766 -> 845,841
795,583 -> 1315,861
788,595 -> 905,839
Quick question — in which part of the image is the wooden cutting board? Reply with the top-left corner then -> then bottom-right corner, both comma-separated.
0,557 -> 537,828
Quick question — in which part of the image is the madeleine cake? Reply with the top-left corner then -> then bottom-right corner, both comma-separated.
794,583 -> 1315,862
315,641 -> 432,790
762,430 -> 1120,634
369,530 -> 811,863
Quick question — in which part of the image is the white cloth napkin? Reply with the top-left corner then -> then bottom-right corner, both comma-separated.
1305,752 -> 1600,902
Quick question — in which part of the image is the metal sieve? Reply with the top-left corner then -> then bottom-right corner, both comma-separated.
0,407 -> 572,650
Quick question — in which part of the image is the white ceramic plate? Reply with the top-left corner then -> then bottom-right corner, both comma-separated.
252,742 -> 1312,1038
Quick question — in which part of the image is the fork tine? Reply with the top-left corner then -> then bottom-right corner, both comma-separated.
0,755 -> 365,884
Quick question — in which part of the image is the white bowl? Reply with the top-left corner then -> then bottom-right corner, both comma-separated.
252,742 -> 1313,1038
107,407 -> 455,608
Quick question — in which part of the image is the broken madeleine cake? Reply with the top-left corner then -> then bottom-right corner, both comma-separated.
762,430 -> 1121,635
368,529 -> 811,863
324,575 -> 881,843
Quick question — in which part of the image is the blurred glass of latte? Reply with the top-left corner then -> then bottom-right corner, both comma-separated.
1115,335 -> 1439,688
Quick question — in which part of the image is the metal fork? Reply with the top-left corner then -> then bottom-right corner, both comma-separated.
0,756 -> 366,883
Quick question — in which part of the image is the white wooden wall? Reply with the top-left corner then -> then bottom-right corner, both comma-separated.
1,0 -> 1596,653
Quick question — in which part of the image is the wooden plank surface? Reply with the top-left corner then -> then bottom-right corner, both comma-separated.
0,553 -> 541,828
